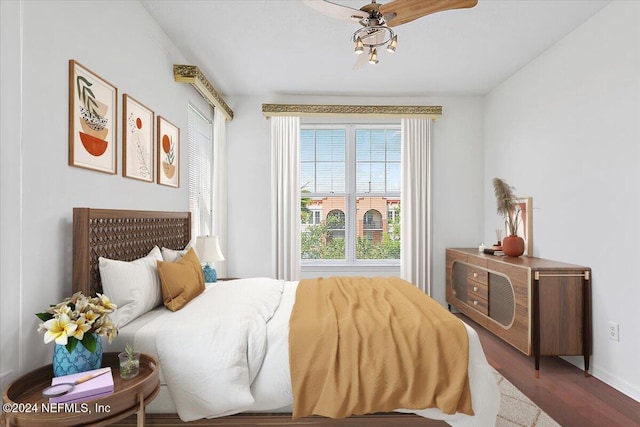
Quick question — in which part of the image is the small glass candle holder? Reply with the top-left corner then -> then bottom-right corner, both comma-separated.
118,351 -> 140,379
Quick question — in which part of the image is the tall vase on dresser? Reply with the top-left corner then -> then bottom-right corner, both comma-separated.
52,333 -> 103,377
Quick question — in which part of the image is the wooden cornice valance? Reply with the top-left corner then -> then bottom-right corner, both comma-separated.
174,65 -> 234,121
261,103 -> 442,119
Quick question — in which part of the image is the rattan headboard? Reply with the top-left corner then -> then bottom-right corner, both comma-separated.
72,208 -> 191,296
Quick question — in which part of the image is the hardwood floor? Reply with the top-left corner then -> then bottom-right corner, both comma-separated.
464,314 -> 640,427
114,313 -> 640,426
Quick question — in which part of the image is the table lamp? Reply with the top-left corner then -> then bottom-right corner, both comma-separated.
196,235 -> 225,283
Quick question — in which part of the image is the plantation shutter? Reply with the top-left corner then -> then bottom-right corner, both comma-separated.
188,104 -> 214,239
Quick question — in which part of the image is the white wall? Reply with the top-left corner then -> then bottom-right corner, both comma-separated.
0,0 -> 23,391
0,0 -> 210,389
484,1 -> 640,400
226,94 -> 485,305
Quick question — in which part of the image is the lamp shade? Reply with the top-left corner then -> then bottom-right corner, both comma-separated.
196,236 -> 225,264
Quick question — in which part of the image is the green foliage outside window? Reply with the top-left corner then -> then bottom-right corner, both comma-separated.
301,206 -> 401,261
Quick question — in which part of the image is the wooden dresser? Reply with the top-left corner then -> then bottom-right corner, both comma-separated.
446,248 -> 592,377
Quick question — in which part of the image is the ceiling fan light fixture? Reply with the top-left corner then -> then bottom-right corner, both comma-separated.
386,34 -> 397,53
354,37 -> 364,54
368,48 -> 379,64
305,0 -> 479,68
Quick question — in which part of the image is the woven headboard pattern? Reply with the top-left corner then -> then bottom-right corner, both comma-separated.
73,208 -> 191,296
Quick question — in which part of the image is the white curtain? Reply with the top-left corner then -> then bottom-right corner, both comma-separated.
212,109 -> 228,278
400,118 -> 432,294
271,116 -> 300,280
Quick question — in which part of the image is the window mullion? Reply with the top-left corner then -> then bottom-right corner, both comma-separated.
346,125 -> 357,263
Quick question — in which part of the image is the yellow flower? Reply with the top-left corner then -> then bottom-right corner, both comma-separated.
52,304 -> 72,316
73,293 -> 89,312
83,310 -> 99,324
43,313 -> 77,346
72,318 -> 92,341
95,293 -> 117,312
107,328 -> 118,343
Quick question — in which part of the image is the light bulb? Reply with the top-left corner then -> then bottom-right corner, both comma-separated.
386,34 -> 397,53
368,48 -> 378,64
354,37 -> 364,55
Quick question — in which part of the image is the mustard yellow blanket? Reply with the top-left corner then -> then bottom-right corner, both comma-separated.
289,276 -> 473,419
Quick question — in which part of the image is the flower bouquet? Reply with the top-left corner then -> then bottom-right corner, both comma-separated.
36,292 -> 118,354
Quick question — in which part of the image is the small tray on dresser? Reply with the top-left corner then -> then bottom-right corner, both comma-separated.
2,352 -> 160,427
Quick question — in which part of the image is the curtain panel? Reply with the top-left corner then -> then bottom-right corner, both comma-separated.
212,109 -> 228,278
271,116 -> 301,280
400,118 -> 432,294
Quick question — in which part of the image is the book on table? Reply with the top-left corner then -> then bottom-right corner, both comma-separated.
49,367 -> 114,404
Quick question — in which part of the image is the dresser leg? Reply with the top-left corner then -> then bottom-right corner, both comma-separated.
447,304 -> 451,312
533,275 -> 541,378
584,354 -> 590,377
583,272 -> 592,379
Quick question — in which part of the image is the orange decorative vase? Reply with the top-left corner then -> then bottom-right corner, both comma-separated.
502,235 -> 525,257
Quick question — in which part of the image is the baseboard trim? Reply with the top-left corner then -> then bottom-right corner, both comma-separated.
0,370 -> 14,381
0,370 -> 16,396
560,355 -> 640,403
591,364 -> 640,403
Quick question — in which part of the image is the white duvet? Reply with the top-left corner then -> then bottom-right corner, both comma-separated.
116,278 -> 499,426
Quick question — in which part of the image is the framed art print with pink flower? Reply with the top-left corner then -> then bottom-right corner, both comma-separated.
157,116 -> 179,188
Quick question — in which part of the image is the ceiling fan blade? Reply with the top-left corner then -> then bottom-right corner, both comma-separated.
380,0 -> 478,27
303,0 -> 368,24
352,50 -> 370,70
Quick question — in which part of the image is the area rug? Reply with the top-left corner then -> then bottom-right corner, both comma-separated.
493,368 -> 561,427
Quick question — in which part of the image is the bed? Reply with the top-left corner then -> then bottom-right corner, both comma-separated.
72,207 -> 499,426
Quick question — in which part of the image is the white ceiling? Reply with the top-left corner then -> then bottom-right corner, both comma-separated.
141,0 -> 610,97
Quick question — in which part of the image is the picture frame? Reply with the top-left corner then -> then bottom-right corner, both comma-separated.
69,60 -> 117,174
157,116 -> 179,188
515,197 -> 533,256
123,94 -> 154,182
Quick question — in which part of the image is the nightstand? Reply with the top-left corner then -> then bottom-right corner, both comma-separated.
1,353 -> 159,427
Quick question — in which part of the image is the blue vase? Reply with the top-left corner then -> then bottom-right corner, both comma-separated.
53,334 -> 103,377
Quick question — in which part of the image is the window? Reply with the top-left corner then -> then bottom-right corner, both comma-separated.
300,125 -> 401,263
188,104 -> 214,238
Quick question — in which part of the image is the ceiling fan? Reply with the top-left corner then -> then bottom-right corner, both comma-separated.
304,0 -> 478,67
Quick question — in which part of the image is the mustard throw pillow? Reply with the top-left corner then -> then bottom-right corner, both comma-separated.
157,248 -> 205,311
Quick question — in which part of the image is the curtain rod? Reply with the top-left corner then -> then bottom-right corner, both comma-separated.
174,65 -> 234,121
262,104 -> 442,119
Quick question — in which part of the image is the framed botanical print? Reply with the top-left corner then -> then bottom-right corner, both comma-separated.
68,60 -> 117,174
123,94 -> 154,182
157,116 -> 179,188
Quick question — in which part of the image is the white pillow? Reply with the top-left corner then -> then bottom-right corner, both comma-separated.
161,241 -> 196,262
99,246 -> 163,327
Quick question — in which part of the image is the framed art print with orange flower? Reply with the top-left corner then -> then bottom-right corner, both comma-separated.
69,60 -> 118,174
157,116 -> 179,187
123,94 -> 154,182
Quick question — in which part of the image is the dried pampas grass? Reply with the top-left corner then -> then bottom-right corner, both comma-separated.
492,178 -> 520,235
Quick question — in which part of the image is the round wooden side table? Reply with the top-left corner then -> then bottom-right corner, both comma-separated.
2,352 -> 160,427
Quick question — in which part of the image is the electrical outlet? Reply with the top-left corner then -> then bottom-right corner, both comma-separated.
608,321 -> 619,341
